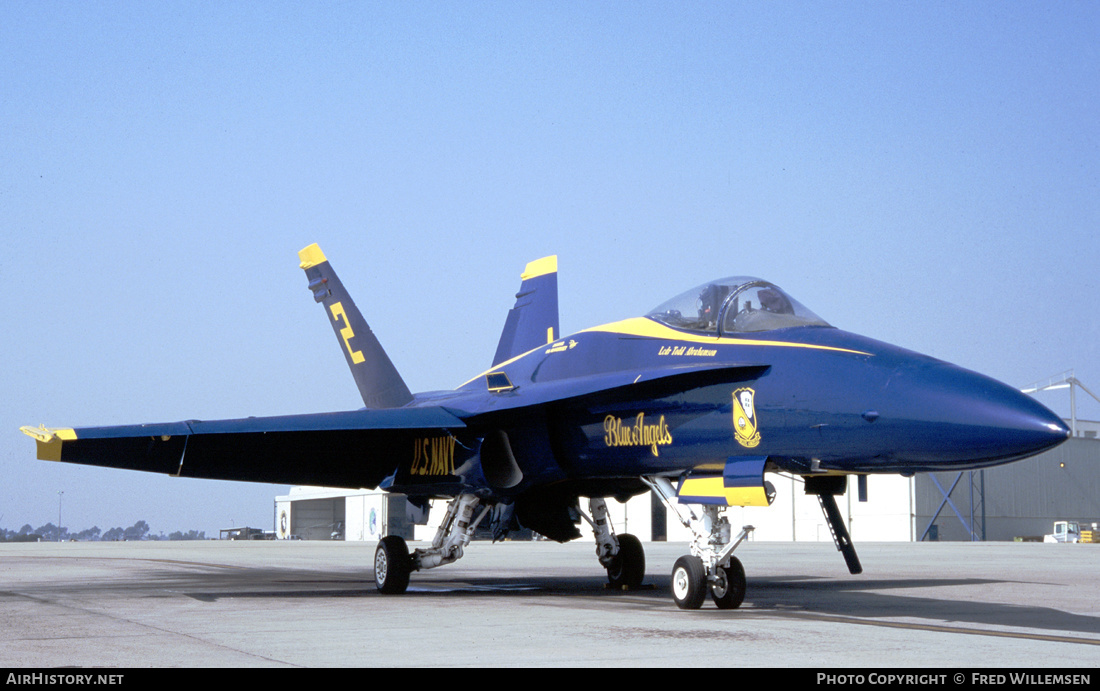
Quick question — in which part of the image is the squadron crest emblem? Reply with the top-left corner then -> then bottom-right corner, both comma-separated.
732,387 -> 761,448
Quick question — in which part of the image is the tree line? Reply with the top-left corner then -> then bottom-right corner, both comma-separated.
0,520 -> 206,542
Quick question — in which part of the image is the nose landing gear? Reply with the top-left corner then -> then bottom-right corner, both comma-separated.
644,476 -> 753,610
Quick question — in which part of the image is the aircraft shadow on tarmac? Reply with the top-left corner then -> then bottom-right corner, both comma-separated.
158,565 -> 1100,639
745,576 -> 1100,637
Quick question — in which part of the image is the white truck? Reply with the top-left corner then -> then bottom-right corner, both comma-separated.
1044,520 -> 1099,543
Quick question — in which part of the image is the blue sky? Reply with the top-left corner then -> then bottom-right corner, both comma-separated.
2,2 -> 1097,536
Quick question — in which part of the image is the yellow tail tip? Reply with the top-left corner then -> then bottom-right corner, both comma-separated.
521,255 -> 557,281
298,243 -> 327,269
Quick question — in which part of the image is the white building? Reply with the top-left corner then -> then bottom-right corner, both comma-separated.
275,472 -> 915,544
274,486 -> 412,541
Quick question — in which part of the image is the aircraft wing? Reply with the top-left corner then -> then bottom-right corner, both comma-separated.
21,407 -> 465,490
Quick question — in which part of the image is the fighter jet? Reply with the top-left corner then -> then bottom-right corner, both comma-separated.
22,244 -> 1070,609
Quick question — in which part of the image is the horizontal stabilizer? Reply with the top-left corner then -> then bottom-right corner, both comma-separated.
21,407 -> 464,489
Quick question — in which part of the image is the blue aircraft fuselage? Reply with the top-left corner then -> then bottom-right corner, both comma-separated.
383,315 -> 1069,503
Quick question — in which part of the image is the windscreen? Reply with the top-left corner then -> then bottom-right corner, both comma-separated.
645,277 -> 830,335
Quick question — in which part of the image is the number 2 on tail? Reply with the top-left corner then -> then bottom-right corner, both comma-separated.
329,302 -> 365,364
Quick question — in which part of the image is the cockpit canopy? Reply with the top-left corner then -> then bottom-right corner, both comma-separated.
645,277 -> 831,335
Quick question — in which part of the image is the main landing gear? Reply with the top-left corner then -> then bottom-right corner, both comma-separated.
374,535 -> 412,594
373,493 -> 490,594
580,497 -> 645,589
644,476 -> 753,610
372,493 -> 648,594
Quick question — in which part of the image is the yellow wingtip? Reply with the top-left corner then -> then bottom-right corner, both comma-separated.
20,426 -> 75,462
298,243 -> 327,269
20,425 -> 76,443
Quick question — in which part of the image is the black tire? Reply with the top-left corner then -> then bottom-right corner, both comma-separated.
710,556 -> 746,609
374,535 -> 412,594
671,555 -> 707,609
606,533 -> 646,589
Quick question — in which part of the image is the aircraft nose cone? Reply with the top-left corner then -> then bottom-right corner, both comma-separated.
882,363 -> 1070,468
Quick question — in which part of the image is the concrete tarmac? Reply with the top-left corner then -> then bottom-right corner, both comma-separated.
0,539 -> 1097,668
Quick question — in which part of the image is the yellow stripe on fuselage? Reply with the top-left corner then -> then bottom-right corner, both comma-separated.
459,343 -> 548,388
459,317 -> 870,388
580,318 -> 872,356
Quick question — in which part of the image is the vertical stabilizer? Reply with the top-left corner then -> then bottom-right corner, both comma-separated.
492,255 -> 560,367
299,244 -> 414,409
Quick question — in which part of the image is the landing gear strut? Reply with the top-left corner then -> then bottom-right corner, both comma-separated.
580,497 -> 645,589
372,493 -> 491,594
645,476 -> 753,610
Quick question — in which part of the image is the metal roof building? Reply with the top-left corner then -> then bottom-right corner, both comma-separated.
917,434 -> 1100,542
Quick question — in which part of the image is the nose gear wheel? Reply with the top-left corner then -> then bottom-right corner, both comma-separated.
671,555 -> 707,610
709,557 -> 746,609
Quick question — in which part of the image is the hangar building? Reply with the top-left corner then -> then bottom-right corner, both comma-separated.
917,433 -> 1100,541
